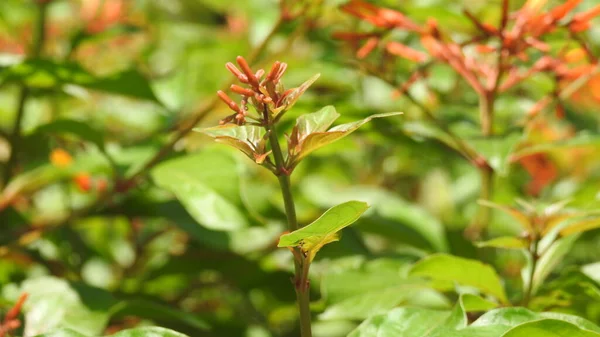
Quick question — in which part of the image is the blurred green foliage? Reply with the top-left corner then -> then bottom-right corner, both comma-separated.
1,0 -> 600,337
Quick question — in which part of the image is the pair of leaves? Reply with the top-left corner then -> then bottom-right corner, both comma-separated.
277,200 -> 369,263
200,106 -> 402,170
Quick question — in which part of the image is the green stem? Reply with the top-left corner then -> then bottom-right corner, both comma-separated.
2,2 -> 48,185
522,236 -> 540,307
266,120 -> 312,337
466,93 -> 496,239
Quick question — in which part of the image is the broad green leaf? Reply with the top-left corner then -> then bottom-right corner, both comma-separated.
348,307 -> 451,337
30,119 -> 105,150
289,111 -> 402,167
33,327 -> 190,337
501,319 -> 600,337
278,201 -> 369,262
410,253 -> 508,304
466,132 -> 523,175
476,236 -> 528,250
199,125 -> 267,163
20,277 -> 114,336
0,59 -> 160,102
320,259 -> 449,321
349,304 -> 600,337
151,149 -> 248,231
320,286 -> 447,321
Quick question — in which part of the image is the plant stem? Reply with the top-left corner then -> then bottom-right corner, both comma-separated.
466,93 -> 496,239
266,120 -> 312,337
2,1 -> 48,185
522,236 -> 539,307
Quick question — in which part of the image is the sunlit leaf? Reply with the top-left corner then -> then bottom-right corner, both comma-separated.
560,217 -> 600,236
20,277 -> 115,336
151,149 -> 248,231
501,319 -> 600,337
199,125 -> 267,163
289,110 -> 402,167
278,201 -> 369,262
476,236 -> 528,250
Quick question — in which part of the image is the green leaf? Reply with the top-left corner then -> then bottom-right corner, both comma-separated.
461,294 -> 500,312
289,110 -> 402,167
409,253 -> 508,304
30,119 -> 105,150
532,234 -> 580,293
501,319 -> 600,337
199,124 -> 267,163
321,286 -> 447,321
349,304 -> 600,337
151,149 -> 248,231
348,307 -> 451,337
476,236 -> 528,250
1,59 -> 160,103
320,258 -> 449,320
466,132 -> 523,175
295,105 -> 340,136
20,277 -> 114,336
278,201 -> 369,262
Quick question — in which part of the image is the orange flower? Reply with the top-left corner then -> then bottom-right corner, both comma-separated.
74,173 -> 92,192
49,149 -> 73,168
385,42 -> 428,62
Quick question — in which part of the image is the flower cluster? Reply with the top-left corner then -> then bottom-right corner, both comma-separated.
336,0 -> 600,114
216,56 -> 313,126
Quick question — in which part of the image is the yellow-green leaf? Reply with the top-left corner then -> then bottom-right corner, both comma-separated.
278,201 -> 369,262
476,236 -> 528,250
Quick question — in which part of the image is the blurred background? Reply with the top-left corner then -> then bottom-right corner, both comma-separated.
1,0 -> 600,336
